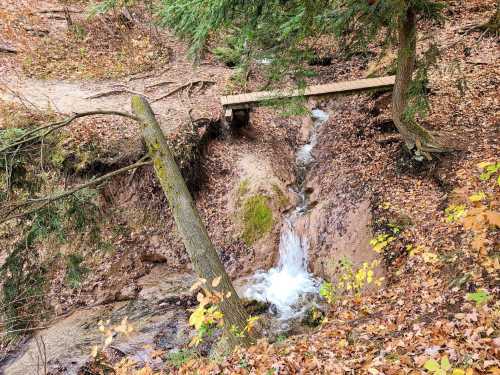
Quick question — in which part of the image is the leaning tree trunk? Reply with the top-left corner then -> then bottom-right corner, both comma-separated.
131,95 -> 254,348
392,6 -> 447,155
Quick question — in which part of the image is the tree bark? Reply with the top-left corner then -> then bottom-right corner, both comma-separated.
131,95 -> 254,348
392,5 -> 447,155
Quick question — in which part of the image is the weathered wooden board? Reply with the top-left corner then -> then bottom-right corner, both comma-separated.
221,76 -> 395,110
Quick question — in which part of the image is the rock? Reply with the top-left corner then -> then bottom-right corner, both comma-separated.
299,117 -> 314,144
296,198 -> 383,282
137,266 -> 196,302
116,284 -> 139,301
3,269 -> 197,375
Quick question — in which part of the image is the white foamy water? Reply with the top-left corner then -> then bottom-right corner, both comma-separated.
243,218 -> 319,319
242,109 -> 329,320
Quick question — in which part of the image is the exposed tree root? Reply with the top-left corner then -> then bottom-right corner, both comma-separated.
152,80 -> 215,102
145,80 -> 176,90
86,87 -> 151,100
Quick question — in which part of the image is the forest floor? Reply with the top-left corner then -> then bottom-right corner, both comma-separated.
0,0 -> 498,374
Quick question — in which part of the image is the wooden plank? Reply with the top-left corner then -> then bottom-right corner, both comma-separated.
221,76 -> 395,109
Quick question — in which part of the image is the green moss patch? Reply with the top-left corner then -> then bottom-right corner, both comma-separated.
241,194 -> 273,245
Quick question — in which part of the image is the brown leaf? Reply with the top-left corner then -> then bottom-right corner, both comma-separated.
485,211 -> 500,227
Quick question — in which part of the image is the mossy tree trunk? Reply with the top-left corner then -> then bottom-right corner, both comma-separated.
131,95 -> 254,348
392,5 -> 447,155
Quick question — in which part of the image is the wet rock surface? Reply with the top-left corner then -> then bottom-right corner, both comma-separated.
2,267 -> 196,375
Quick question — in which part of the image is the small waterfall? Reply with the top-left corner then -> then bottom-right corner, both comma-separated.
242,109 -> 329,321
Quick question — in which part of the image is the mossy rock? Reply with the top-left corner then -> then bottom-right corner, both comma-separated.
241,194 -> 273,245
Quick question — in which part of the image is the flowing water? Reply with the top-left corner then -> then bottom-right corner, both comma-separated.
242,109 -> 329,322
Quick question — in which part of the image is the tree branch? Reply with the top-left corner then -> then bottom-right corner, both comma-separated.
0,111 -> 139,153
0,159 -> 151,225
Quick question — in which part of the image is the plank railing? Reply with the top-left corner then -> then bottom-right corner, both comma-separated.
221,76 -> 395,113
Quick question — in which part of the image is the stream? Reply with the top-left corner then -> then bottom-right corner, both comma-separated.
242,109 -> 329,323
1,109 -> 329,374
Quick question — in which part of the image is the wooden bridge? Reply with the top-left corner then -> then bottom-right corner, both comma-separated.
221,75 -> 395,123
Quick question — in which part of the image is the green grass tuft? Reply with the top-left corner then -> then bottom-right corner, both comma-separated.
167,349 -> 196,368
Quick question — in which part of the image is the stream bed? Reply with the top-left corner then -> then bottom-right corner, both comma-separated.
241,109 -> 329,325
1,109 -> 330,374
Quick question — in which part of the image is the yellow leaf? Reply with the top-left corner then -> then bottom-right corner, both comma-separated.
477,161 -> 494,169
452,369 -> 465,375
90,345 -> 100,358
189,335 -> 202,347
212,275 -> 222,287
422,252 -> 439,263
337,339 -> 348,348
104,334 -> 113,348
469,192 -> 486,202
189,306 -> 205,330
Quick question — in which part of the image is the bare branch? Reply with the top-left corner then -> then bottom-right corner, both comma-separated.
0,110 -> 139,154
0,160 -> 151,225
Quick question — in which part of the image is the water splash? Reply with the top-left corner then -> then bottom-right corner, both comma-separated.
243,218 -> 319,320
242,109 -> 329,320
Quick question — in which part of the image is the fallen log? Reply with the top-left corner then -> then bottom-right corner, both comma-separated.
131,95 -> 254,349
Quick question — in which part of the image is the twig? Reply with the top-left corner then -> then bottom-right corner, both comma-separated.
0,85 -> 39,111
126,154 -> 150,185
152,80 -> 215,103
24,27 -> 50,36
0,110 -> 139,153
37,8 -> 81,14
0,160 -> 152,225
0,326 -> 51,336
0,44 -> 17,54
127,71 -> 156,82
